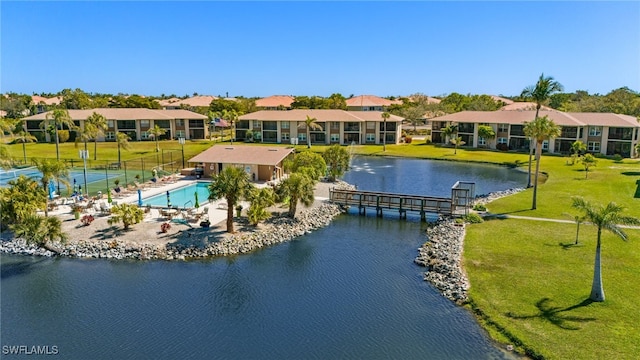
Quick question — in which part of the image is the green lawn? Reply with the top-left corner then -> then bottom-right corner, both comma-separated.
465,219 -> 640,359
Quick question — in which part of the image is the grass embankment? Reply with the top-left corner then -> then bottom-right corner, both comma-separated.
5,140 -> 640,358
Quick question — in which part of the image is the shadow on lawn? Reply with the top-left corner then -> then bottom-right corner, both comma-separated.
506,297 -> 596,330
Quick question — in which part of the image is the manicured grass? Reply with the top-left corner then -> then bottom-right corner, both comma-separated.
465,219 -> 640,359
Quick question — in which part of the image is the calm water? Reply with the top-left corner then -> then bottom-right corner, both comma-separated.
1,156 -> 526,359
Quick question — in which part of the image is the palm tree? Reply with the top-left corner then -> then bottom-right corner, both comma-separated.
33,158 -> 70,217
116,132 -> 131,169
523,115 -> 561,210
85,112 -> 108,160
477,125 -> 496,149
441,124 -> 459,153
0,118 -> 16,139
108,203 -> 144,230
580,153 -> 597,179
247,187 -> 276,226
222,109 -> 239,145
521,73 -> 564,187
381,112 -> 390,151
14,130 -> 37,164
278,172 -> 315,218
40,109 -> 76,161
299,115 -> 322,149
208,166 -> 253,233
450,136 -> 466,155
10,214 -> 67,254
0,175 -> 46,226
148,124 -> 166,152
570,140 -> 587,165
571,197 -> 640,302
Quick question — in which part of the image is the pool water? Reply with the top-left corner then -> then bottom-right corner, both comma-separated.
142,182 -> 211,208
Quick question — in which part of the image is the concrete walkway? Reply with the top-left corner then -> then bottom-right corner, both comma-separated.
485,213 -> 640,229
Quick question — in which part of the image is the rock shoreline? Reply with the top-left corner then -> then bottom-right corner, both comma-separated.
1,182 -> 356,261
414,188 -> 525,304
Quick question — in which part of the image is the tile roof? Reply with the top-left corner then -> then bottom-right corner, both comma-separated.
174,95 -> 218,107
31,96 -> 62,105
255,95 -> 295,108
490,95 -> 514,105
188,145 -> 294,166
500,102 -> 551,111
345,95 -> 402,107
431,110 -> 640,128
239,109 -> 403,122
22,108 -> 207,120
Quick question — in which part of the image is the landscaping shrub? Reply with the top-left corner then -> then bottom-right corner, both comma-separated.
160,222 -> 171,233
405,136 -> 412,144
463,213 -> 484,223
81,214 -> 94,226
57,130 -> 70,143
473,204 -> 487,211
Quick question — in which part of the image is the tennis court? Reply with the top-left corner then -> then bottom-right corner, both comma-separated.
0,167 -> 120,192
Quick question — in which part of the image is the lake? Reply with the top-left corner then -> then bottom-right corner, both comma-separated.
1,156 -> 526,359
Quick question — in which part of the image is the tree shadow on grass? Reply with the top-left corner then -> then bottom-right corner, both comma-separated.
506,297 -> 596,330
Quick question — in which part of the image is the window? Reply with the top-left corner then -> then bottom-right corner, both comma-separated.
281,133 -> 290,141
497,137 -> 508,144
281,121 -> 290,129
588,126 -> 602,136
478,137 -> 486,146
588,141 -> 600,152
140,120 -> 150,128
331,122 -> 340,130
106,131 -> 115,140
498,124 -> 508,132
366,122 -> 375,130
253,121 -> 262,129
141,131 -> 150,140
155,120 -> 170,129
117,120 -> 136,129
107,120 -> 115,129
176,130 -> 185,139
176,119 -> 185,127
542,140 -> 549,151
330,134 -> 339,142
366,133 -> 375,142
298,133 -> 306,141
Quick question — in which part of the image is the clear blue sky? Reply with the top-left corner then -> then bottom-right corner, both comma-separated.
2,1 -> 639,98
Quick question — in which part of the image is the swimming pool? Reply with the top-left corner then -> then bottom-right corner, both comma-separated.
142,182 -> 211,208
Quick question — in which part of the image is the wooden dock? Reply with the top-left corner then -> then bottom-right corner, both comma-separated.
329,182 -> 474,220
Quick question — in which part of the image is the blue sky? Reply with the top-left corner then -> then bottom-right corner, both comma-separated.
2,1 -> 639,98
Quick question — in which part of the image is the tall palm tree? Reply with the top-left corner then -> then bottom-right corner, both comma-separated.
14,130 -> 37,164
222,109 -> 239,145
299,115 -> 322,149
208,166 -> 253,233
116,132 -> 131,169
85,111 -> 107,160
441,124 -> 460,153
571,197 -> 640,302
521,73 -> 564,187
148,124 -> 166,152
523,115 -> 560,210
278,172 -> 315,218
33,158 -> 70,217
40,108 -> 76,161
381,112 -> 390,151
10,214 -> 67,254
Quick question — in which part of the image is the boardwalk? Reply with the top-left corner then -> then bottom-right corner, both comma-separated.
329,182 -> 474,220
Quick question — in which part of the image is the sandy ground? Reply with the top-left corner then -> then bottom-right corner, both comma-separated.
35,179 -> 337,247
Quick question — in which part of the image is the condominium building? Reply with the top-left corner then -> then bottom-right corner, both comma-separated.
237,109 -> 404,145
430,109 -> 640,157
21,108 -> 209,142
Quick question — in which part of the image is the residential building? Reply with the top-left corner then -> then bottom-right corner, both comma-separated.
237,109 -> 404,145
160,95 -> 217,110
255,95 -> 295,110
21,108 -> 209,142
430,109 -> 640,157
345,95 -> 402,111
